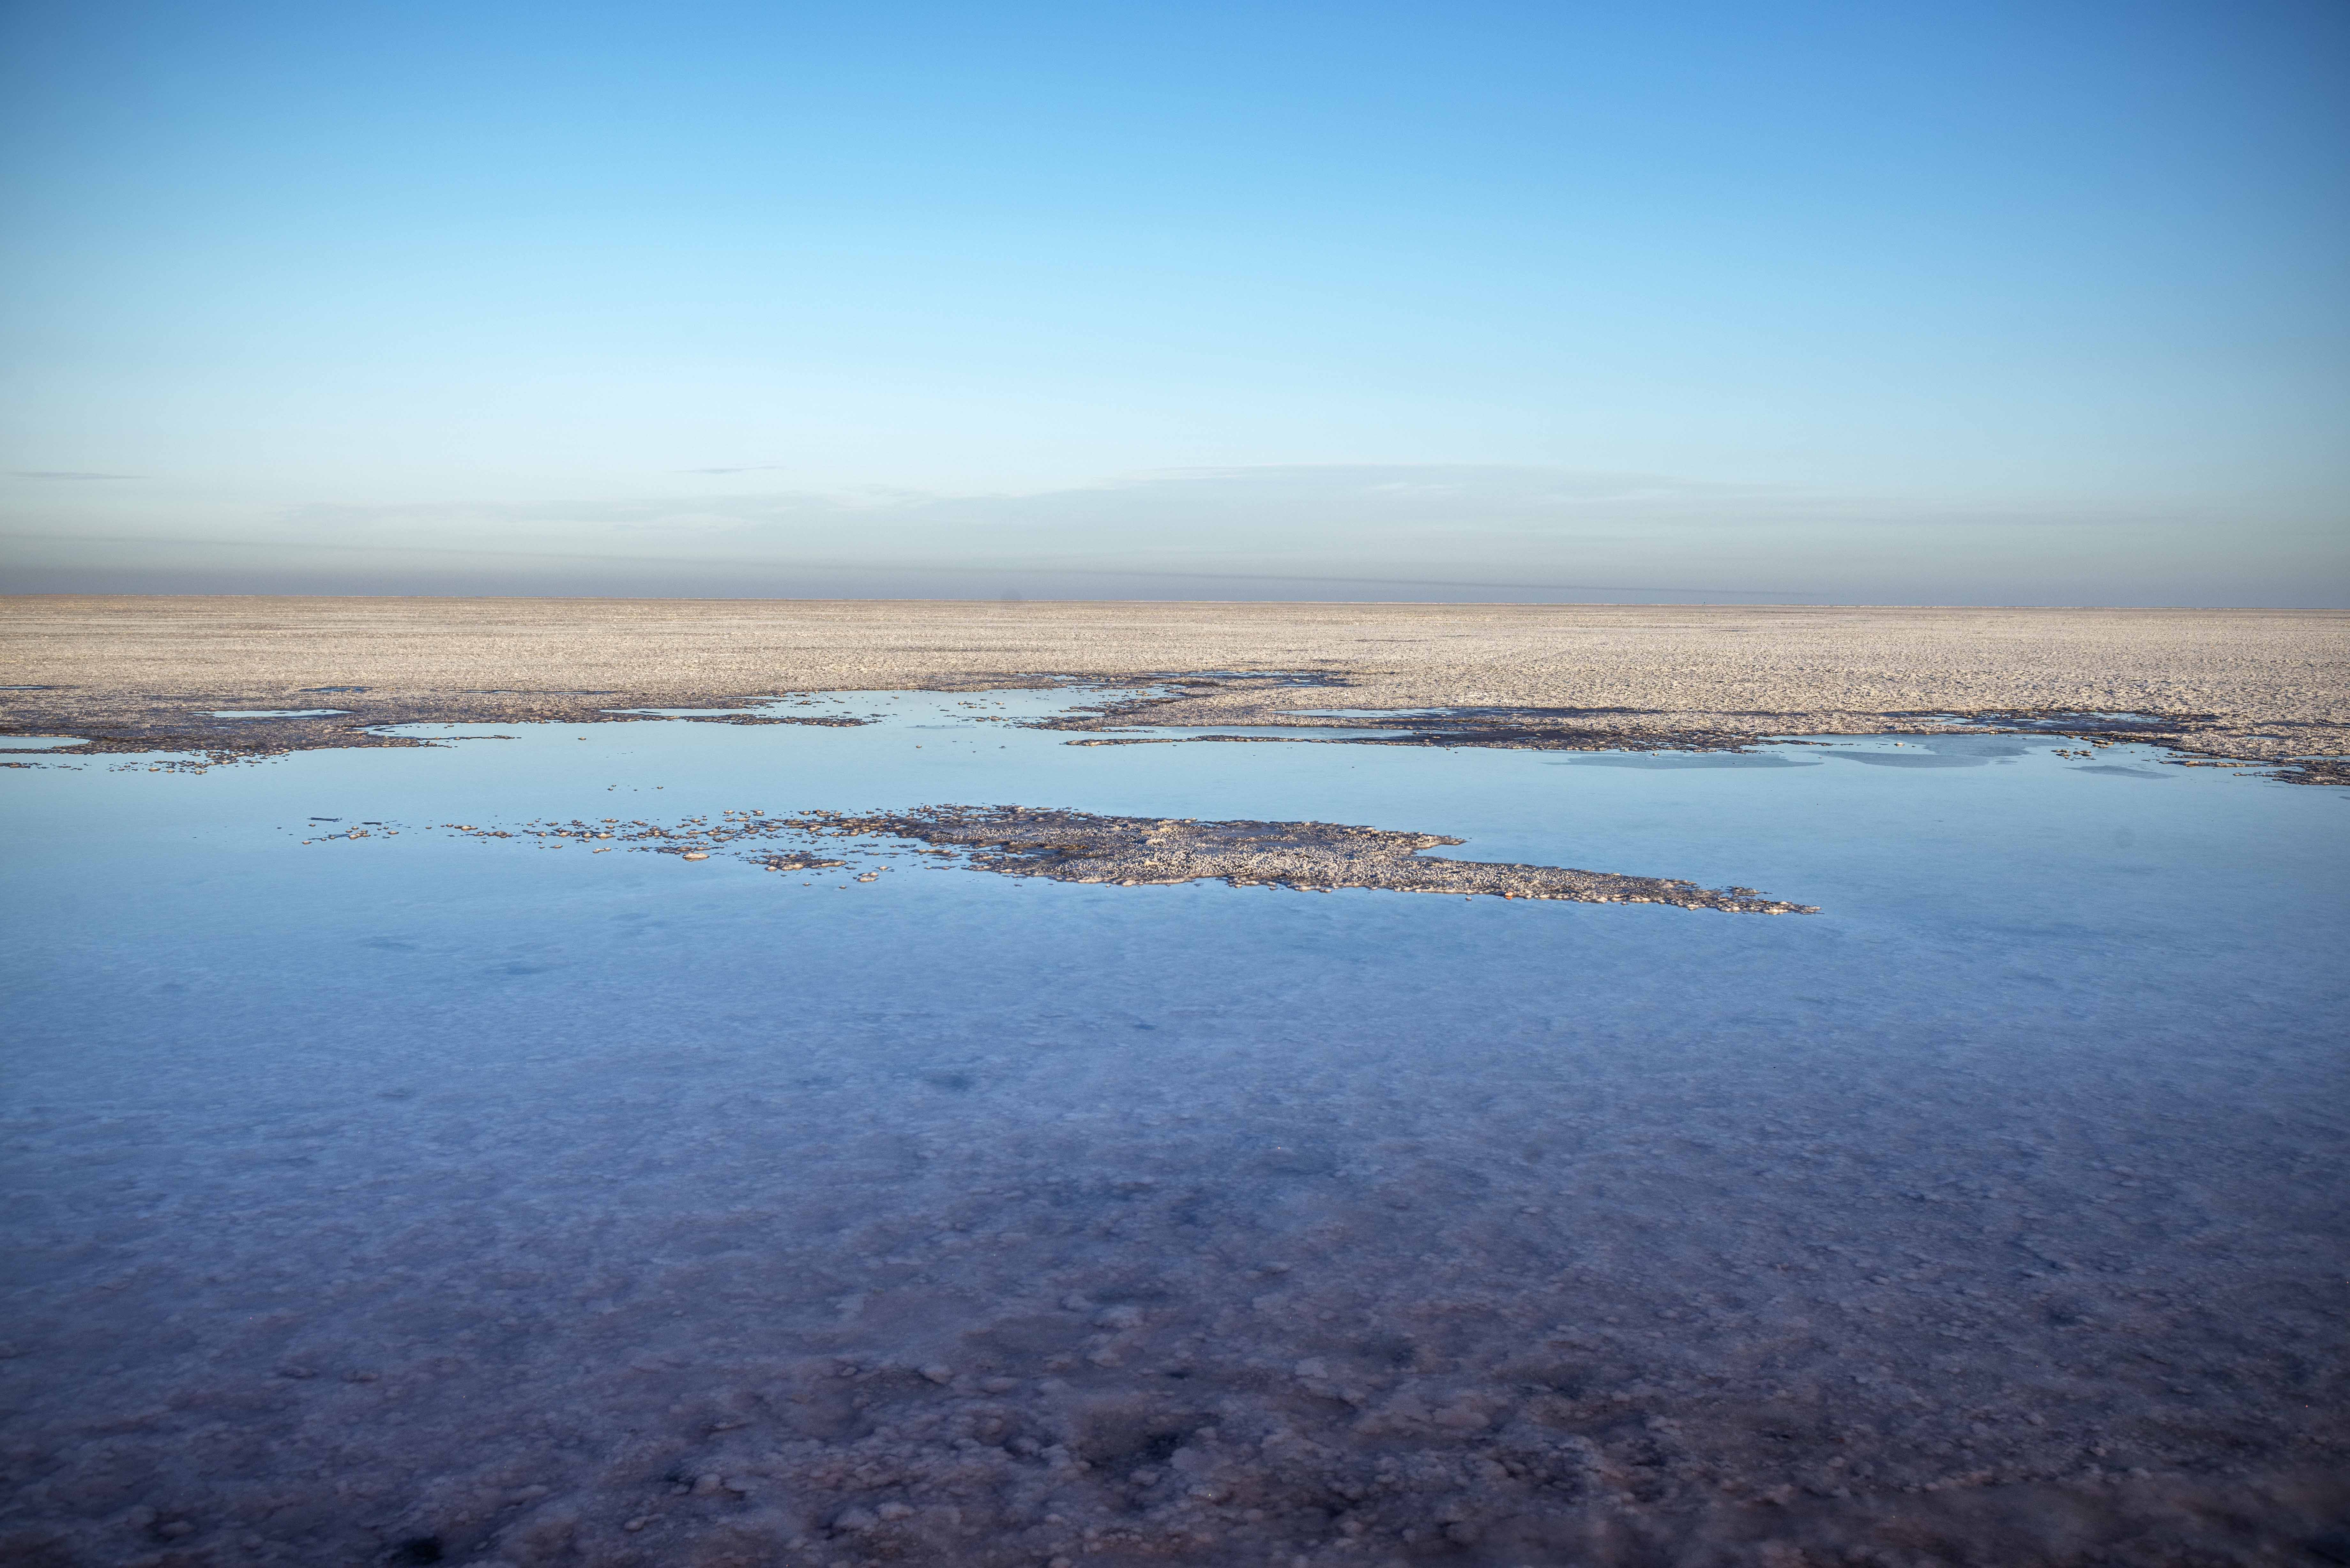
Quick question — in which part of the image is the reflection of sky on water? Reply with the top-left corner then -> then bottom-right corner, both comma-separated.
8,690 -> 2343,1101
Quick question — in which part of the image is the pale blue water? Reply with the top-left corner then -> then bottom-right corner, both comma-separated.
1093,726 -> 1427,740
2,693 -> 2344,1564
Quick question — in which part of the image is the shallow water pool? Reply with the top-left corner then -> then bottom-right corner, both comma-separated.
2,693 -> 2345,1566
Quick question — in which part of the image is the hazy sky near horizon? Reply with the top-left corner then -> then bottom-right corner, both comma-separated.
3,0 -> 2345,604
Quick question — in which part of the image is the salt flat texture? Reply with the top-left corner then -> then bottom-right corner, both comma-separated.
3,597 -> 2346,774
3,697 -> 2346,1567
479,803 -> 1819,912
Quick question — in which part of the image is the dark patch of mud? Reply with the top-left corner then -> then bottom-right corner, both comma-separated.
0,689 -> 894,766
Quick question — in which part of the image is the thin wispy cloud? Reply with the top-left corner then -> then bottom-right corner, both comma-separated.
260,465 -> 2206,544
9,461 -> 2293,604
0,525 -> 1810,598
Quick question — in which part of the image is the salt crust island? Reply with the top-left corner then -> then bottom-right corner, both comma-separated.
418,805 -> 1818,914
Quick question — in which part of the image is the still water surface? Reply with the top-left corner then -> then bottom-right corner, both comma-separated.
2,690 -> 2344,1564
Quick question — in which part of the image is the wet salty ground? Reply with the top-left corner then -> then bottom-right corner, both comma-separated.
2,692 -> 2347,1567
388,805 -> 1818,914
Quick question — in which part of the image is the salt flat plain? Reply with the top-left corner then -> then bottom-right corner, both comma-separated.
2,603 -> 2347,1568
3,598 -> 2346,776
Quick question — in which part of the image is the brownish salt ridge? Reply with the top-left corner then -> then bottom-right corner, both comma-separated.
794,805 -> 1817,912
2,597 -> 2346,780
417,805 -> 1818,912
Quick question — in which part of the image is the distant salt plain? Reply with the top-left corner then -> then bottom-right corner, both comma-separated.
2,688 -> 2345,1567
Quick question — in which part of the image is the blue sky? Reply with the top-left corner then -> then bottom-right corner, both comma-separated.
2,0 -> 2343,602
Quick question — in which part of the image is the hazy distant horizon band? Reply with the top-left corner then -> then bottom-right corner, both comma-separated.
5,586 -> 2338,612
5,457 -> 2342,607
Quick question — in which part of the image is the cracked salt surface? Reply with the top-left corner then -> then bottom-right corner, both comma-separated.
3,690 -> 2346,1566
